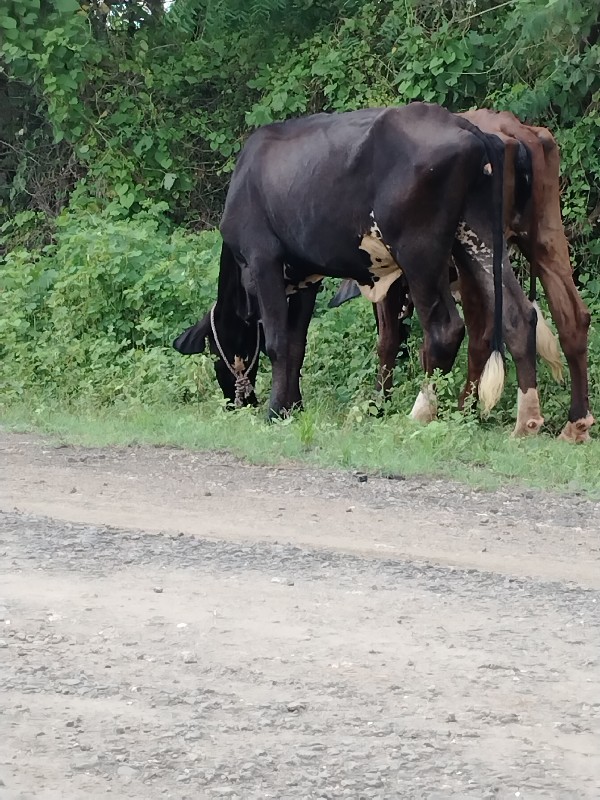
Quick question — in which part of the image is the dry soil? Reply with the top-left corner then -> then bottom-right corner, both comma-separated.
1,431 -> 599,799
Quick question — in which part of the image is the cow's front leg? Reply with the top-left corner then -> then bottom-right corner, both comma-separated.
455,263 -> 492,409
409,275 -> 465,423
248,253 -> 289,418
286,283 -> 320,410
375,284 -> 404,396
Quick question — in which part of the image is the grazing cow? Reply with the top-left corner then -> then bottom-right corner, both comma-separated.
173,103 -> 542,434
332,110 -> 593,442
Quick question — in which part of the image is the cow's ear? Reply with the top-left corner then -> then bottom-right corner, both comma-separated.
173,312 -> 211,354
328,279 -> 361,308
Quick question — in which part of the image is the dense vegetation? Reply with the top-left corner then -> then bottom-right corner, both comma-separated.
1,0 -> 599,443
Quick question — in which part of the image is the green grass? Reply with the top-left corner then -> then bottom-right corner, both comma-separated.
2,399 -> 599,497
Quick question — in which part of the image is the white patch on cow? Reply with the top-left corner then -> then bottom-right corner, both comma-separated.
285,274 -> 324,296
558,414 -> 594,444
409,386 -> 437,423
369,210 -> 383,240
284,264 -> 324,296
357,270 -> 403,303
456,221 -> 493,274
358,213 -> 403,302
513,387 -> 544,437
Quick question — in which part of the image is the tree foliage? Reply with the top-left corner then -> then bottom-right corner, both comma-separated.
1,0 -> 598,230
1,0 -> 599,422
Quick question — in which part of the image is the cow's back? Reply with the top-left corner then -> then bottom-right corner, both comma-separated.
220,103 -> 485,265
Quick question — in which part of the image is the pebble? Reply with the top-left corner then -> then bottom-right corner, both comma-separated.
181,651 -> 198,664
117,765 -> 137,780
73,754 -> 99,771
287,702 -> 307,713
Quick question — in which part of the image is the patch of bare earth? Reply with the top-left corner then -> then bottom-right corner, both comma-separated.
1,432 -> 599,799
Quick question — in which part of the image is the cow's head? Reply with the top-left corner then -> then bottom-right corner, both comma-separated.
173,303 -> 261,407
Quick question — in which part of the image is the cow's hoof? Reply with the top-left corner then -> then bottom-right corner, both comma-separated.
409,388 -> 437,423
511,416 -> 544,437
558,415 -> 594,443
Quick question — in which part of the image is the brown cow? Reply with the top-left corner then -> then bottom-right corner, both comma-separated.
332,110 -> 593,442
461,110 -> 592,442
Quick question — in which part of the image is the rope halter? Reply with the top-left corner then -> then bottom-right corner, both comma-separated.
209,303 -> 261,407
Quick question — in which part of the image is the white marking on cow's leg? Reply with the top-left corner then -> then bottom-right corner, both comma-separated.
532,301 -> 563,382
558,414 -> 594,444
512,388 -> 544,437
410,386 -> 437,424
478,351 -> 505,414
456,221 -> 493,274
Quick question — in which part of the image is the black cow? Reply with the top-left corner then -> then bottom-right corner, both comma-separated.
331,109 -> 593,440
174,102 -> 540,428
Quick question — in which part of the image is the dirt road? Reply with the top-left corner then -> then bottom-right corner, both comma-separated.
1,431 -> 599,799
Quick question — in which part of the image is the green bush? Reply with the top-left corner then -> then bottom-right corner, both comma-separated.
0,208 -> 221,406
0,207 -> 590,437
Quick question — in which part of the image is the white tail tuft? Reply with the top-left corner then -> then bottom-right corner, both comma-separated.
533,301 -> 563,383
478,351 -> 505,414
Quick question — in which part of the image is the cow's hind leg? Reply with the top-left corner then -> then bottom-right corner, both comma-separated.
528,127 -> 593,442
537,268 -> 593,442
286,283 -> 320,410
397,255 -> 465,422
375,284 -> 405,396
246,249 -> 290,418
456,264 -> 491,410
501,268 -> 544,436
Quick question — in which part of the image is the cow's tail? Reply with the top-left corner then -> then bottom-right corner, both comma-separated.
533,300 -> 563,382
475,131 -> 505,414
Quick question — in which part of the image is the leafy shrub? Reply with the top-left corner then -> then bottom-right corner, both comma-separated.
1,207 -> 591,438
0,208 -> 221,406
